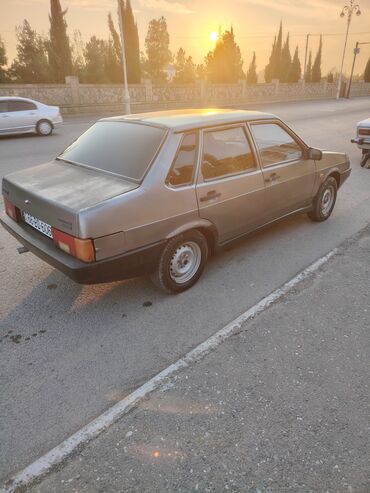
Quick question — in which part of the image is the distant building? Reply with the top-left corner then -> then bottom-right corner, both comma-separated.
164,64 -> 176,82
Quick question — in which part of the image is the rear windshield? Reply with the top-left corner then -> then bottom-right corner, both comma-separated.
58,121 -> 166,182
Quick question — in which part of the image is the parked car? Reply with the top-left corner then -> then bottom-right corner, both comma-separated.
0,97 -> 63,136
351,118 -> 370,167
1,109 -> 351,293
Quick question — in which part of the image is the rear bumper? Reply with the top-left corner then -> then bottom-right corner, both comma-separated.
351,137 -> 370,149
0,213 -> 165,284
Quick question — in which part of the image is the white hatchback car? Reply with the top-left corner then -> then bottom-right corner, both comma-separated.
0,97 -> 63,137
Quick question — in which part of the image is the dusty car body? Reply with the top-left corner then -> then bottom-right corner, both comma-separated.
351,118 -> 370,167
1,109 -> 351,293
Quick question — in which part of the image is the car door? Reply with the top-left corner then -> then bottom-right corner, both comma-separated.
6,100 -> 38,133
249,121 -> 316,221
0,100 -> 10,133
196,124 -> 266,244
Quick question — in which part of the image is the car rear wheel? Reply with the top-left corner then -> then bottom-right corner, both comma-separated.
151,230 -> 208,294
36,119 -> 53,136
308,176 -> 337,222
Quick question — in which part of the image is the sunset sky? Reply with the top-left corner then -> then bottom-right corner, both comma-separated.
1,0 -> 370,77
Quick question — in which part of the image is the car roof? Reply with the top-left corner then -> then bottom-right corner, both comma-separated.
0,96 -> 39,103
102,108 -> 277,132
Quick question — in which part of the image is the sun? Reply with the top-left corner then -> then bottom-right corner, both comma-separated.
209,31 -> 219,42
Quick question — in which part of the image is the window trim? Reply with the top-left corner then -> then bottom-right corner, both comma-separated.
199,124 -> 259,183
248,119 -> 308,169
165,131 -> 199,189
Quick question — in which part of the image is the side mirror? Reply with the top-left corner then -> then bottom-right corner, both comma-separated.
306,147 -> 323,161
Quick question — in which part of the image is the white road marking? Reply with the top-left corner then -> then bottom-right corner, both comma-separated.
1,248 -> 338,493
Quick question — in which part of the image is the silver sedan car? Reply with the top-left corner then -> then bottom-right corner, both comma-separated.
0,97 -> 63,136
1,109 -> 351,293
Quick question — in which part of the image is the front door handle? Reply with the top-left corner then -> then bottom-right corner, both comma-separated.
200,190 -> 221,202
265,172 -> 281,183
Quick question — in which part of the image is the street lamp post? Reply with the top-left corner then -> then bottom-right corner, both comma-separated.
117,0 -> 131,114
336,0 -> 361,100
303,33 -> 311,81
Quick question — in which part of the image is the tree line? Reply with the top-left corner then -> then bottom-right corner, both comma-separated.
0,1 -> 370,85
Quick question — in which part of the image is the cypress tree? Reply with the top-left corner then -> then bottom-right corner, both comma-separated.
48,0 -> 72,82
311,35 -> 322,82
123,0 -> 141,83
265,36 -> 276,83
265,21 -> 283,82
280,33 -> 292,82
109,1 -> 141,84
274,21 -> 283,80
108,12 -> 122,63
288,46 -> 301,82
365,57 -> 370,82
305,51 -> 312,83
0,35 -> 8,82
246,52 -> 257,84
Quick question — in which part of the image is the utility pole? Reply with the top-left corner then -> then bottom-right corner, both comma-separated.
346,41 -> 370,98
336,1 -> 361,100
117,0 -> 131,114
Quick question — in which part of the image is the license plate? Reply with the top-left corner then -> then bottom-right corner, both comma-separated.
23,212 -> 53,239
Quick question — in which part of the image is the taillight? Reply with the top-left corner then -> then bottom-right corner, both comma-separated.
52,228 -> 95,263
4,198 -> 20,222
359,128 -> 370,136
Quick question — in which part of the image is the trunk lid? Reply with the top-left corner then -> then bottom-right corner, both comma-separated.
2,160 -> 138,236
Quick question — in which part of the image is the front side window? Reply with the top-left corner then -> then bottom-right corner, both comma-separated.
166,133 -> 197,187
58,121 -> 166,182
8,100 -> 37,112
202,126 -> 256,181
251,123 -> 302,167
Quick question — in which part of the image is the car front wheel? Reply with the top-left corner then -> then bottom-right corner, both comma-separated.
308,176 -> 337,222
36,119 -> 53,136
151,230 -> 208,294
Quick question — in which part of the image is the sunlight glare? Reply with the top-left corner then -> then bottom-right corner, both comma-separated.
209,31 -> 218,42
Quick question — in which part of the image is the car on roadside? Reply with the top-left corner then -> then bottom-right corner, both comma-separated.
1,109 -> 351,293
0,97 -> 63,137
351,118 -> 370,167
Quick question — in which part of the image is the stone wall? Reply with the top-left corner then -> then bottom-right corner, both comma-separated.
0,76 -> 369,114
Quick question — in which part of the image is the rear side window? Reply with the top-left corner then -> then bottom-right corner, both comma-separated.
166,133 -> 197,187
251,123 -> 302,167
59,121 -> 166,182
8,100 -> 37,112
0,101 -> 8,113
202,126 -> 256,181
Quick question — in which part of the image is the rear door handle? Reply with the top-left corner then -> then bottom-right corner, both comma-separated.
200,190 -> 221,202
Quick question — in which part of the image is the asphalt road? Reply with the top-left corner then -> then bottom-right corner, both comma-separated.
1,98 -> 370,483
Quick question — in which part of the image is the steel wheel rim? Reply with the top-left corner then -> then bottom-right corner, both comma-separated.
39,122 -> 51,135
321,186 -> 334,216
169,241 -> 202,284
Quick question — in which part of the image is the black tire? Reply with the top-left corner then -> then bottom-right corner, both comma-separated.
308,176 -> 337,222
36,119 -> 53,136
151,230 -> 208,294
361,151 -> 370,168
